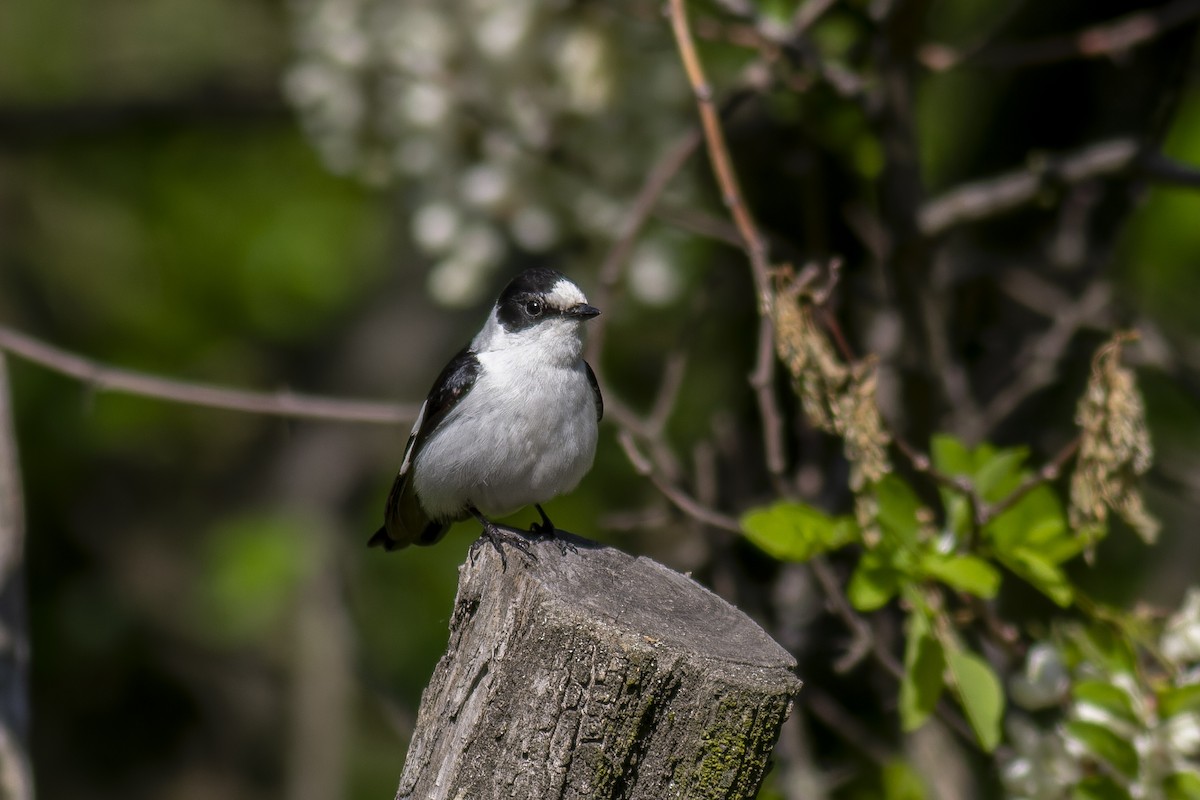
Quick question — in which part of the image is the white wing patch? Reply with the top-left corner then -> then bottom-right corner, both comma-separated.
399,399 -> 428,474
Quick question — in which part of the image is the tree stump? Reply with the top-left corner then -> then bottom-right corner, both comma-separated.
394,529 -> 802,800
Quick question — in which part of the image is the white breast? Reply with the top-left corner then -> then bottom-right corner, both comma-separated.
411,342 -> 598,521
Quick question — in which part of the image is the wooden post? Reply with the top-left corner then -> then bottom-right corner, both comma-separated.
394,529 -> 801,800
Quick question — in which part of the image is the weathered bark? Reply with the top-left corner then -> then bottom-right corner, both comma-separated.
395,530 -> 801,800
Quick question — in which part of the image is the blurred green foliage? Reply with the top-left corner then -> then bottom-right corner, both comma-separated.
1123,92 -> 1200,330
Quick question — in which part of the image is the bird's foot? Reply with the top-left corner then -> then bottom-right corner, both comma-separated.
529,503 -> 555,536
529,504 -> 577,556
468,507 -> 535,569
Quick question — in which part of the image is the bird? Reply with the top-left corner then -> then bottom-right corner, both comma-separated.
369,267 -> 603,558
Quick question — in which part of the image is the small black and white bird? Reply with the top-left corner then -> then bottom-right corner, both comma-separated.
369,267 -> 603,554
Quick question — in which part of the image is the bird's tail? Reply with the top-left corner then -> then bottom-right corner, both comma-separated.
367,526 -> 404,551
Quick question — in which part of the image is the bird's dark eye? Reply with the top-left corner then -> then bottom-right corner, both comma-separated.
525,299 -> 543,317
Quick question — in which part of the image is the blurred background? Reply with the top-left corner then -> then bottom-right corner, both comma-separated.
1,0 -> 1199,798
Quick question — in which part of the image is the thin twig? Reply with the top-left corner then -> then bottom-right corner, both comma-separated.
667,0 -> 774,312
917,283 -> 985,441
915,0 -> 1033,71
0,326 -> 417,425
617,430 -> 742,533
979,437 -> 1081,525
918,138 -> 1200,236
894,427 -> 1083,530
588,129 -> 703,361
600,340 -> 693,485
750,316 -> 790,494
1143,151 -> 1200,189
809,556 -> 890,675
982,277 -> 1112,431
960,0 -> 1200,70
792,0 -> 841,35
648,351 -> 691,435
893,437 -> 983,527
653,205 -> 760,250
804,687 -> 893,764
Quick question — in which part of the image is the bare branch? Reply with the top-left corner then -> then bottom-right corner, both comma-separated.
617,430 -> 742,533
894,436 -> 985,529
1142,151 -> 1200,189
922,0 -> 1200,71
667,0 -> 774,313
751,316 -> 790,493
918,138 -> 1200,236
588,128 -> 702,360
804,687 -> 893,764
0,326 -> 417,426
919,139 -> 1137,235
917,279 -> 986,441
792,0 -> 841,35
808,556 -> 891,675
980,437 -> 1082,526
648,351 -> 691,434
983,276 -> 1113,431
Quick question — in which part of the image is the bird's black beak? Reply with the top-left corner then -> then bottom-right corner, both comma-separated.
566,303 -> 601,319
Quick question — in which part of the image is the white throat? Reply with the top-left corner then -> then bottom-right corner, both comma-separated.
472,310 -> 586,364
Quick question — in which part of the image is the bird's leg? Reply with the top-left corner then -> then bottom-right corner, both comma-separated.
468,506 -> 534,568
530,504 -> 577,555
530,504 -> 555,535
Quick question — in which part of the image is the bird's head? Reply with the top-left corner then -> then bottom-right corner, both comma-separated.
473,268 -> 600,357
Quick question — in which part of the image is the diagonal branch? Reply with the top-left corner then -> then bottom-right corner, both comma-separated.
588,128 -> 703,361
666,0 -> 774,313
967,0 -> 1200,70
918,138 -> 1200,236
617,430 -> 742,533
0,325 -> 417,425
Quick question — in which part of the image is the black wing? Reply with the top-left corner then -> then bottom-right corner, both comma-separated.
371,348 -> 482,550
585,360 -> 603,422
408,347 -> 483,462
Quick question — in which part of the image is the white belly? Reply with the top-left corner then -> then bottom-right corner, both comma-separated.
411,351 -> 598,520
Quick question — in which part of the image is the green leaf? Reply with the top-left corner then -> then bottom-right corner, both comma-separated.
881,760 -> 927,800
921,554 -> 1001,598
876,475 -> 923,542
941,492 -> 972,539
740,502 -> 857,562
1165,771 -> 1200,800
931,434 -> 972,476
1160,682 -> 1200,718
1061,624 -> 1139,676
929,435 -> 1028,501
985,485 -> 1068,553
1066,721 -> 1140,778
946,649 -> 1004,752
973,447 -> 1028,501
1073,776 -> 1134,800
900,612 -> 945,731
1073,680 -> 1140,726
1001,548 -> 1074,607
848,551 -> 901,611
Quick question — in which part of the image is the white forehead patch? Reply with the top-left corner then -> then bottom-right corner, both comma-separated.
546,278 -> 588,310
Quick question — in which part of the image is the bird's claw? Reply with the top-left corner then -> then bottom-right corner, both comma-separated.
529,505 -> 576,555
471,524 -> 536,569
